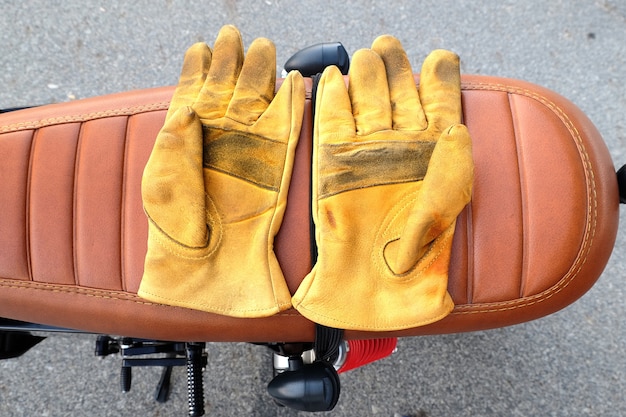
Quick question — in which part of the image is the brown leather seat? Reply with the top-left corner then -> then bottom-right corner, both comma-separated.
0,75 -> 619,342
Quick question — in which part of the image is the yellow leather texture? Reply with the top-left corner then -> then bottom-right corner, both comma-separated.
292,37 -> 473,331
138,26 -> 305,317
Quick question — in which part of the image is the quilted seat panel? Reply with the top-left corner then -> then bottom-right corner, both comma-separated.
0,76 -> 618,341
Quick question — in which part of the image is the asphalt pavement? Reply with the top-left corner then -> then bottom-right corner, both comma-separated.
1,1 -> 626,416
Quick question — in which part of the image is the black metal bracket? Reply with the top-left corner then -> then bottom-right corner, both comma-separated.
95,336 -> 207,417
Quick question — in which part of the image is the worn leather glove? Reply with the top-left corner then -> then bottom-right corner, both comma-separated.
292,35 -> 473,331
138,25 -> 305,317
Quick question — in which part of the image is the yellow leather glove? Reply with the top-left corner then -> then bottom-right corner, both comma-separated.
292,35 -> 473,331
138,25 -> 305,317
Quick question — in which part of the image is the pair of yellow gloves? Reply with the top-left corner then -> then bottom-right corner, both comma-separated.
138,25 -> 473,331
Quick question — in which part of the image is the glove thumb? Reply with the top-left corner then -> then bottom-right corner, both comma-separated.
385,124 -> 473,274
142,107 -> 208,247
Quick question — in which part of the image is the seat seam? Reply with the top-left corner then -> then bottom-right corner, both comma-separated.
0,102 -> 170,133
508,92 -> 528,299
0,279 -> 303,317
120,115 -> 131,292
25,129 -> 37,281
72,122 -> 85,287
465,198 -> 474,305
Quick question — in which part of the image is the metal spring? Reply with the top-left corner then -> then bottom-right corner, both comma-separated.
186,343 -> 205,417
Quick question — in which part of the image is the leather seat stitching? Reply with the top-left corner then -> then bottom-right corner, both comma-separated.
0,279 -> 302,316
452,81 -> 597,314
0,102 -> 170,133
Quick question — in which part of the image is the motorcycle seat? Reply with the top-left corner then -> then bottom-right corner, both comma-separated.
0,74 -> 618,342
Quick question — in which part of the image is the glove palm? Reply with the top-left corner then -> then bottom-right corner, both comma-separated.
292,36 -> 473,331
138,26 -> 304,317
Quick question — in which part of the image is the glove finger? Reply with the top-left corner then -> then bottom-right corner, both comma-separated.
419,50 -> 462,132
389,124 -> 473,274
167,42 -> 212,120
194,25 -> 244,120
349,48 -> 392,136
254,70 -> 305,143
142,107 -> 208,247
224,37 -> 277,126
371,35 -> 426,131
315,65 -> 355,145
